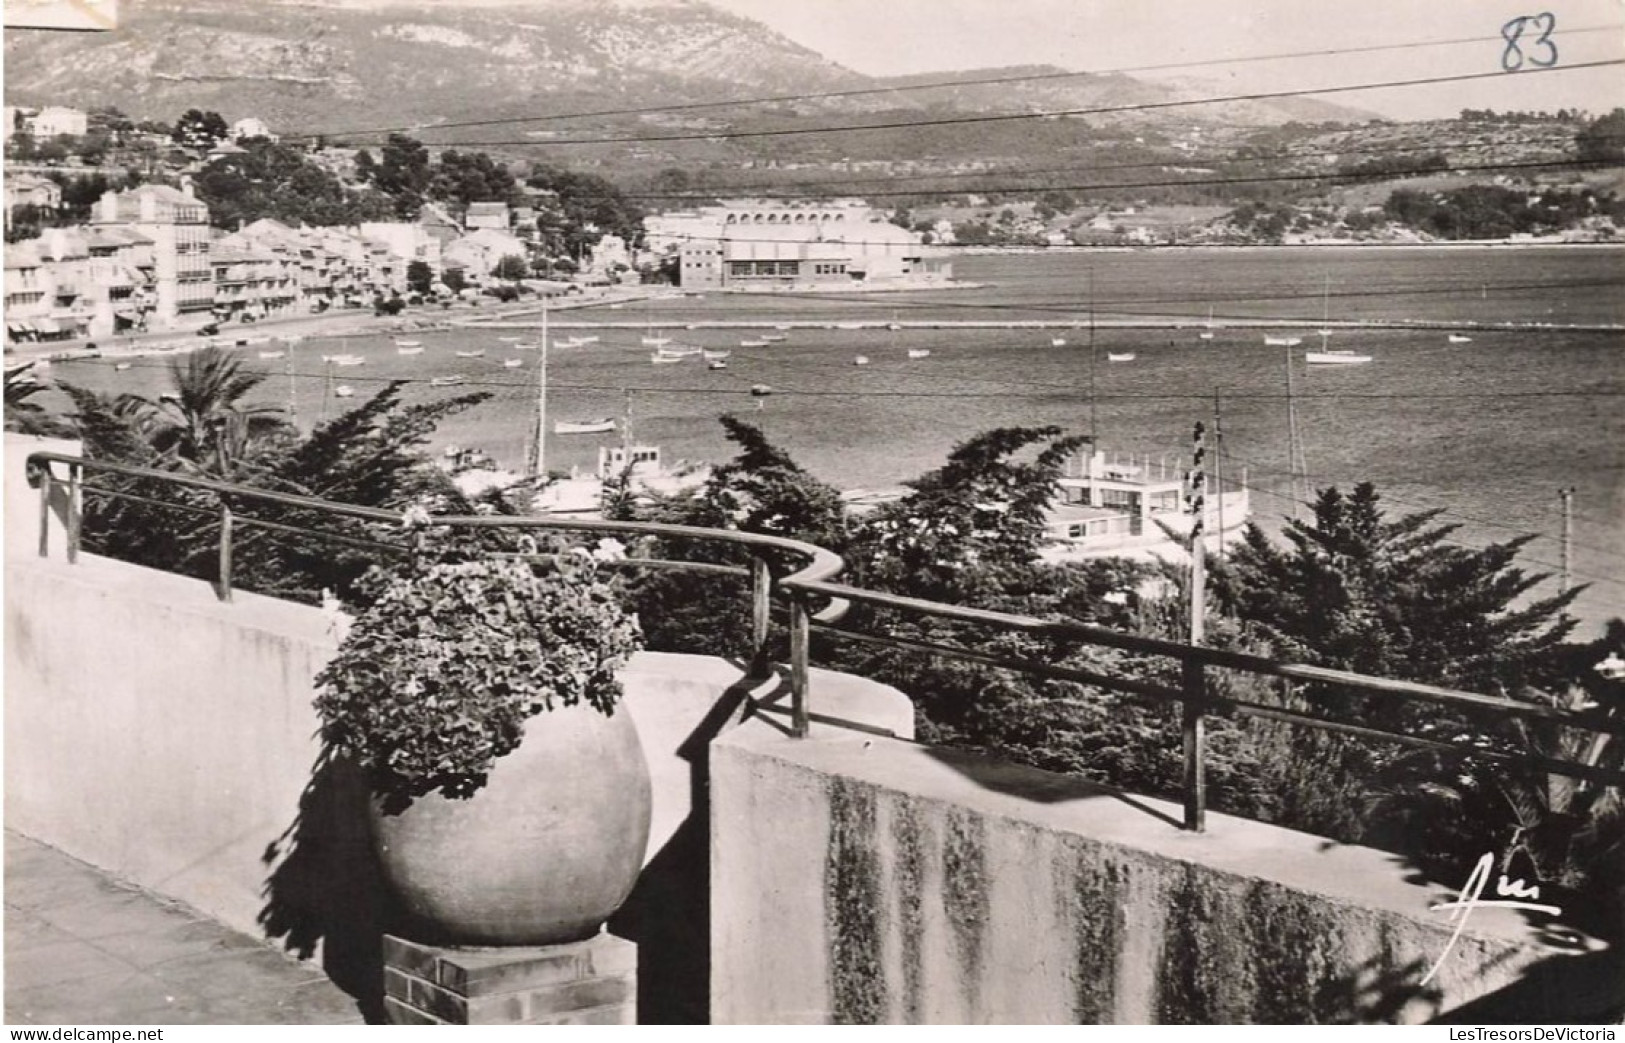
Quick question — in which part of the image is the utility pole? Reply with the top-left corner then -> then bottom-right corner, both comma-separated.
1187,420 -> 1208,645
1087,265 -> 1098,446
1560,487 -> 1575,593
1283,336 -> 1303,521
1183,419 -> 1208,833
286,351 -> 297,428
528,293 -> 549,478
1213,387 -> 1225,554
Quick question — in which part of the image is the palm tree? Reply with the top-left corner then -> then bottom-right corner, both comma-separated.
150,347 -> 290,476
4,362 -> 69,436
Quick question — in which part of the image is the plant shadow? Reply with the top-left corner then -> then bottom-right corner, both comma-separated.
258,744 -> 401,1025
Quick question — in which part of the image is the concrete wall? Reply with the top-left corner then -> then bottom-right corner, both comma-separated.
3,532 -> 911,944
711,721 -> 1615,1024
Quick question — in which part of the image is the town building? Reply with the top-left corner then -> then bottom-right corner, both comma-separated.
210,233 -> 300,324
663,199 -> 950,292
358,221 -> 443,271
4,226 -> 157,341
464,201 -> 511,232
4,173 -> 63,212
442,227 -> 528,281
91,184 -> 213,327
27,106 -> 89,138
230,116 -> 276,142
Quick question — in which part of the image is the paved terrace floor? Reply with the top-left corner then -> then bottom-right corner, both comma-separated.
4,832 -> 360,1025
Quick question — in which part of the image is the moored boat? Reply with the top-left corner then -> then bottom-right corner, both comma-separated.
1107,352 -> 1135,362
1448,334 -> 1473,344
1263,336 -> 1302,347
395,339 -> 422,348
708,360 -> 728,370
334,385 -> 355,398
1305,349 -> 1372,365
555,418 -> 616,435
504,358 -> 524,368
398,346 -> 424,355
258,350 -> 285,359
651,353 -> 684,364
907,348 -> 931,359
702,350 -> 731,360
1051,337 -> 1066,347
854,355 -> 869,366
454,349 -> 485,358
429,375 -> 466,387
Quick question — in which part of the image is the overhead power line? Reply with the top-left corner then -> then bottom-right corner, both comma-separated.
618,156 -> 1620,212
326,60 -> 1625,148
289,24 -> 1625,142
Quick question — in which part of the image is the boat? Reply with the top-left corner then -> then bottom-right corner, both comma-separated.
761,334 -> 787,343
1051,337 -> 1067,347
750,384 -> 773,396
854,355 -> 869,366
1306,349 -> 1372,365
323,354 -> 365,366
1197,331 -> 1215,341
658,346 -> 702,358
499,336 -> 521,343
651,353 -> 684,364
503,358 -> 524,368
836,322 -> 864,331
334,386 -> 355,398
1316,329 -> 1335,338
397,346 -> 424,356
641,335 -> 672,348
702,350 -> 731,361
258,350 -> 285,360
773,324 -> 791,331
395,339 -> 421,348
454,349 -> 485,358
609,303 -> 624,310
1107,352 -> 1136,362
1263,336 -> 1302,347
740,339 -> 768,348
114,362 -> 133,371
513,342 -> 538,350
576,336 -> 599,345
886,322 -> 902,332
907,348 -> 931,359
708,360 -> 728,370
555,418 -> 616,435
429,375 -> 466,387
1448,334 -> 1473,344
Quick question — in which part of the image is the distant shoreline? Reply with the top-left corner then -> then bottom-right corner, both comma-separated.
953,240 -> 1624,254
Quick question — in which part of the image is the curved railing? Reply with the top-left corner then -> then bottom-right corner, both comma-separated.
25,450 -> 1625,833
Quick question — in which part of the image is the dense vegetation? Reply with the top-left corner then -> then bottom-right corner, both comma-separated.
603,417 -> 1622,926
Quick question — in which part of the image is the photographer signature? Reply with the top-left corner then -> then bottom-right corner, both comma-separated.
1423,852 -> 1562,985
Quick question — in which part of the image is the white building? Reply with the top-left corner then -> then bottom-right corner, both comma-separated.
230,116 -> 276,142
30,106 -> 89,138
442,228 -> 528,281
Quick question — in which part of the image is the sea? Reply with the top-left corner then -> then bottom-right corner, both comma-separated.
44,245 -> 1625,634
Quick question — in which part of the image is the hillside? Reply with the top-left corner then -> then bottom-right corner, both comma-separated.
5,0 -> 1377,161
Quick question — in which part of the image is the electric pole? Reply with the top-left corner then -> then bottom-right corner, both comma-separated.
1560,487 -> 1575,593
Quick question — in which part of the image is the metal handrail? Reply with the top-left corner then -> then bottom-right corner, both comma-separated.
26,450 -> 1624,833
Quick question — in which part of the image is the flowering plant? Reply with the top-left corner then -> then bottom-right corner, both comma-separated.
314,526 -> 642,806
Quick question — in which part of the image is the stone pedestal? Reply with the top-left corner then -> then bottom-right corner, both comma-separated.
382,932 -> 637,1025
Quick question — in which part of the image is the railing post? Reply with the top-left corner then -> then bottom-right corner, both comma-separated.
789,593 -> 810,738
217,499 -> 234,602
65,464 -> 81,564
750,554 -> 771,672
37,468 -> 53,559
1182,656 -> 1207,832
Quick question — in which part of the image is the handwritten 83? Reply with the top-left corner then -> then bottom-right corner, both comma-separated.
1501,13 -> 1559,72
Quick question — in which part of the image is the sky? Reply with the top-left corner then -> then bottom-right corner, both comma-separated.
709,0 -> 1625,120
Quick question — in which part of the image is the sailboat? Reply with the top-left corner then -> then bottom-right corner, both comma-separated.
503,358 -> 524,368
334,385 -> 355,398
454,349 -> 485,359
740,338 -> 768,348
1263,335 -> 1302,347
640,301 -> 671,348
